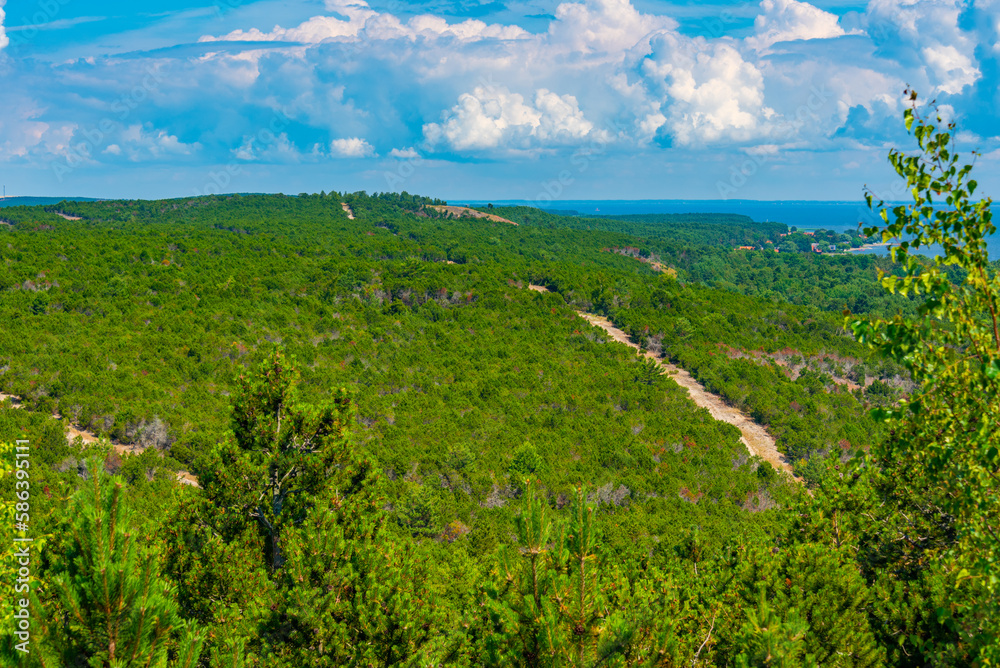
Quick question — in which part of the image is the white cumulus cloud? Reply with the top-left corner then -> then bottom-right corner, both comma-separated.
233,132 -> 306,162
389,147 -> 420,158
118,125 -> 200,160
0,0 -> 8,52
546,0 -> 678,58
331,137 -> 375,157
865,0 -> 981,94
423,85 -> 596,152
202,0 -> 376,43
202,0 -> 527,45
639,33 -> 776,146
921,43 -> 979,94
748,0 -> 848,50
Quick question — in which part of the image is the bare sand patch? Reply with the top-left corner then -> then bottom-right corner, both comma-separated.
427,205 -> 518,226
1,392 -> 199,487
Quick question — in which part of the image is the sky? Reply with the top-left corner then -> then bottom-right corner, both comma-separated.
0,0 -> 998,202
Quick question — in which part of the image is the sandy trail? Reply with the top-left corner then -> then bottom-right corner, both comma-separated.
55,212 -> 82,221
1,393 -> 200,487
574,313 -> 795,476
427,205 -> 518,226
525,286 -> 797,477
341,203 -> 355,220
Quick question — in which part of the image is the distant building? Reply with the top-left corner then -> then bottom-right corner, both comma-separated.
829,244 -> 837,251
736,246 -> 755,250
810,243 -> 821,253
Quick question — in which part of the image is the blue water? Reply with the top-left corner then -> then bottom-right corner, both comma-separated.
0,196 -> 98,208
461,199 -> 1000,260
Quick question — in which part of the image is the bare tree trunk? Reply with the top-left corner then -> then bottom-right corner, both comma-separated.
271,472 -> 284,571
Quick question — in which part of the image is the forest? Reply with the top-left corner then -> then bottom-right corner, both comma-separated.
0,104 -> 996,666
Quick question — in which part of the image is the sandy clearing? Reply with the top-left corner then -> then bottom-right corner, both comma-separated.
721,346 -> 869,392
341,203 -> 355,220
427,205 -> 518,226
55,212 -> 82,221
528,284 -> 548,293
846,243 -> 893,253
1,392 -> 200,487
574,313 -> 798,478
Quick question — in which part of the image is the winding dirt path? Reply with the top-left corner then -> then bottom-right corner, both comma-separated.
341,202 -> 355,220
1,392 -> 199,487
527,285 -> 797,477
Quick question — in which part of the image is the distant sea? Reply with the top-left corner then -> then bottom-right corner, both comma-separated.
0,196 -> 99,208
461,199 -> 1000,260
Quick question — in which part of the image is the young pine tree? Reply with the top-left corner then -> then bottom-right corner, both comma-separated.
11,456 -> 203,668
262,463 -> 449,666
197,346 -> 355,571
733,586 -> 816,668
476,485 -> 634,667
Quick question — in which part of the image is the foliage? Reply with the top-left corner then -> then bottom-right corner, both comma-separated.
263,465 -> 450,666
9,456 -> 204,667
850,90 -> 1000,664
733,586 -> 816,668
198,347 -> 354,570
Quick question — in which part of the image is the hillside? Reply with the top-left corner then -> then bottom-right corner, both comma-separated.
0,184 -> 992,665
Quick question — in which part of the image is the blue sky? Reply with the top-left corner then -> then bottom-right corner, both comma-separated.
0,0 -> 997,202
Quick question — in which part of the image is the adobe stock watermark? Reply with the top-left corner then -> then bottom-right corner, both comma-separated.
4,0 -> 73,55
11,439 -> 33,654
530,119 -> 627,205
716,85 -> 833,198
191,106 -> 294,196
383,150 -> 426,190
50,67 -> 166,183
210,0 -> 246,19
699,1 -> 757,40
383,72 -> 503,191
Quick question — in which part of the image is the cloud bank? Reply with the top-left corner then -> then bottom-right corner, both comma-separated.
0,0 -> 8,52
2,0 -> 1000,199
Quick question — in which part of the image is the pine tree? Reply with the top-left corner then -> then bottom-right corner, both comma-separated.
262,462 -> 449,666
733,586 -> 816,668
478,483 -> 562,667
14,456 -> 203,667
722,542 -> 883,667
476,485 -> 634,667
198,346 -> 355,571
